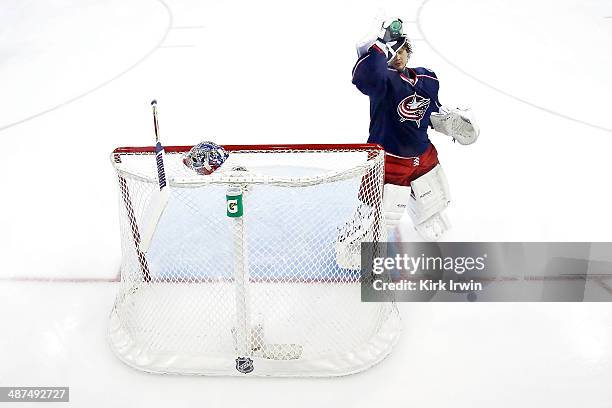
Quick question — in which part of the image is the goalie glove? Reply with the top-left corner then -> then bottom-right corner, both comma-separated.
356,36 -> 377,58
355,18 -> 411,63
355,36 -> 394,60
430,106 -> 480,145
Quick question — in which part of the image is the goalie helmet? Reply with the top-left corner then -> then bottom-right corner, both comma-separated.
183,141 -> 229,175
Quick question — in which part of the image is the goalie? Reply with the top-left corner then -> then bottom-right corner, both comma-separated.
351,18 -> 479,241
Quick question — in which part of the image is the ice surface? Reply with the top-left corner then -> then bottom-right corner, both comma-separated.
1,0 -> 612,406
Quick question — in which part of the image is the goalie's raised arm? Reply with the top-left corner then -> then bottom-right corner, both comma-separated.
352,18 -> 412,99
351,43 -> 388,98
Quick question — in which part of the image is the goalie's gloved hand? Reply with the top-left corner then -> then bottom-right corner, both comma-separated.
430,106 -> 480,145
378,18 -> 404,43
373,18 -> 408,63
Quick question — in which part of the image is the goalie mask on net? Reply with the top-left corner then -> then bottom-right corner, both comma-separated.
183,141 -> 229,175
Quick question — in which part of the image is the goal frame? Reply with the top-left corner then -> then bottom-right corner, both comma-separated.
110,143 -> 400,377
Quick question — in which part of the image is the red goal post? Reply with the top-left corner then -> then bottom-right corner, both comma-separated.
112,142 -> 384,155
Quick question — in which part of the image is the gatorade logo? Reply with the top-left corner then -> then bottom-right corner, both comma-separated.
227,199 -> 238,214
226,191 -> 243,218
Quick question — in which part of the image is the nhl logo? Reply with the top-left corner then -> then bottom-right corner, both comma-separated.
235,357 -> 254,374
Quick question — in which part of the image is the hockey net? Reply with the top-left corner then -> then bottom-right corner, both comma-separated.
109,143 -> 400,376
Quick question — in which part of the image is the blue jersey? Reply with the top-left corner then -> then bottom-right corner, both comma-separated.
352,44 -> 441,157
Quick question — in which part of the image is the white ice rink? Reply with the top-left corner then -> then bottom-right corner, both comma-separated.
1,0 -> 612,406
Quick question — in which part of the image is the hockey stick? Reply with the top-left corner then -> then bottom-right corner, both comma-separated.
139,99 -> 171,253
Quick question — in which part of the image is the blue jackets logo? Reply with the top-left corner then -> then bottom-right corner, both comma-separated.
397,92 -> 430,127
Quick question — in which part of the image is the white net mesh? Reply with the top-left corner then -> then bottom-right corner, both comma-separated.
109,145 -> 400,376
